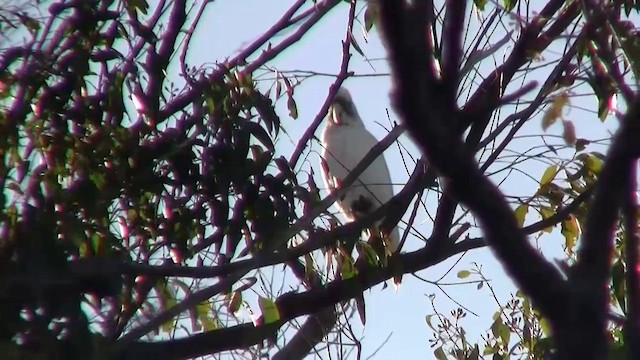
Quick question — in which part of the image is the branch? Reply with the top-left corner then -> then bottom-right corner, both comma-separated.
441,0 -> 466,108
288,0 -> 355,169
274,2 -> 359,356
565,95 -> 640,358
624,161 -> 640,358
114,231 -> 478,359
377,0 -> 568,321
158,0 -> 341,122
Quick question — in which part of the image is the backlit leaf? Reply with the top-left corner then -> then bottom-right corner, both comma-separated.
514,203 -> 529,228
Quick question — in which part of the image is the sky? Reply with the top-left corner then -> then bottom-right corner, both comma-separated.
179,1 -> 625,359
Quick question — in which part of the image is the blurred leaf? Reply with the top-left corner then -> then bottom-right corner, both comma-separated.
503,0 -> 516,11
340,254 -> 357,280
226,291 -> 242,313
126,0 -> 150,15
612,260 -> 626,314
562,120 -> 576,146
539,206 -> 555,233
474,0 -> 488,10
561,215 -> 580,254
542,92 -> 568,131
364,4 -> 378,32
244,121 -> 274,152
514,203 -> 528,228
539,165 -> 557,187
457,270 -> 471,279
349,30 -> 365,56
434,346 -> 447,360
196,301 -> 218,331
287,95 -> 298,119
258,296 -> 280,324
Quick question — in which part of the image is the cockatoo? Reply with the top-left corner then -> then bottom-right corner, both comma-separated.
319,87 -> 401,284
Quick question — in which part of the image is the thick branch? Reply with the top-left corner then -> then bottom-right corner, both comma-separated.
378,0 -> 568,320
624,162 -> 640,358
115,233 -> 477,359
564,95 -> 640,358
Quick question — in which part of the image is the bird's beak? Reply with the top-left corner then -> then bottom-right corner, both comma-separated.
329,103 -> 343,126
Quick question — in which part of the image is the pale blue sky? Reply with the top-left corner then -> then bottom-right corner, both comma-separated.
180,1 -> 618,359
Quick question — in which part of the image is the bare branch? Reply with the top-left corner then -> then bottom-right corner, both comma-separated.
377,0 -> 568,321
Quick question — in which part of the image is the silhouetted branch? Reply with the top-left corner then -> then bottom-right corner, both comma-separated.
564,95 -> 640,358
377,0 -> 568,323
623,162 -> 640,358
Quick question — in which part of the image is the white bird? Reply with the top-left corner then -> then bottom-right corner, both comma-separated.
319,87 -> 401,284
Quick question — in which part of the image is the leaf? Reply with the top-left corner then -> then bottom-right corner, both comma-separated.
539,206 -> 555,233
474,0 -> 488,10
196,301 -> 218,331
575,138 -> 590,151
235,277 -> 257,292
340,254 -> 357,280
127,0 -> 149,16
364,4 -> 378,32
585,153 -> 604,174
562,120 -> 576,146
258,296 -> 280,324
499,321 -> 511,345
542,92 -> 569,131
355,294 -> 366,325
357,241 -> 379,266
244,121 -> 275,152
304,253 -> 315,283
539,316 -> 551,336
612,260 -> 626,313
226,290 -> 242,313
349,30 -> 365,56
457,270 -> 471,279
491,317 -> 503,339
434,346 -> 447,360
561,215 -> 580,254
539,165 -> 557,187
514,203 -> 528,228
503,0 -> 516,11
287,95 -> 298,119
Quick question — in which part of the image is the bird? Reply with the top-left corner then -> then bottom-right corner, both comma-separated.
319,87 -> 401,286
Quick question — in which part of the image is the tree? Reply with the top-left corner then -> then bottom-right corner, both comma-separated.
0,0 -> 639,359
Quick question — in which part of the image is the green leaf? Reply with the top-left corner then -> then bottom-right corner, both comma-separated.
503,0 -> 516,11
514,203 -> 528,228
434,346 -> 447,360
258,296 -> 280,324
585,153 -> 604,174
539,206 -> 555,233
539,165 -> 557,187
126,0 -> 149,15
474,0 -> 488,11
457,270 -> 471,279
357,241 -> 379,266
561,215 -> 580,254
196,301 -> 218,331
364,4 -> 378,32
340,255 -> 357,280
